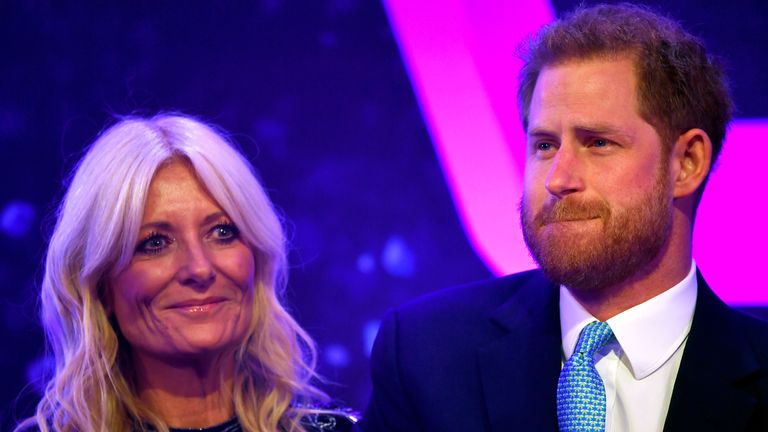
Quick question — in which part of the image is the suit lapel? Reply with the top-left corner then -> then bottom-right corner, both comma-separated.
476,273 -> 561,431
663,272 -> 761,431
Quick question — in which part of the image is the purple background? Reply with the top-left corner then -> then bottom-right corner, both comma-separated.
1,0 -> 766,428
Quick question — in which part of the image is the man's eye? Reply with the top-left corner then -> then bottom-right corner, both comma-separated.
136,233 -> 172,255
536,142 -> 554,151
211,223 -> 240,243
592,139 -> 610,148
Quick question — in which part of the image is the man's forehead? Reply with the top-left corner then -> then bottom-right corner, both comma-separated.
535,53 -> 641,94
538,53 -> 639,81
529,56 -> 644,128
541,50 -> 642,73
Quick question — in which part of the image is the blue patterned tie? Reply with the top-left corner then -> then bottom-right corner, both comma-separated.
557,321 -> 614,432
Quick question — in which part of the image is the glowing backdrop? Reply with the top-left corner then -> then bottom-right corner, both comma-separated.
384,0 -> 768,305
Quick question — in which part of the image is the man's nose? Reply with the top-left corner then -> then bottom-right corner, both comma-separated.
544,144 -> 585,198
177,241 -> 216,289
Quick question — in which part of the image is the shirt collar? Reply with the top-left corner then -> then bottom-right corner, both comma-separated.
559,261 -> 698,379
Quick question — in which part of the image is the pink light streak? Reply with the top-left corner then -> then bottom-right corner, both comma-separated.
384,0 -> 768,305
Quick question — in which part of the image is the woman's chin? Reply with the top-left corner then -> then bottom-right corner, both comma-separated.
173,332 -> 243,358
134,330 -> 246,365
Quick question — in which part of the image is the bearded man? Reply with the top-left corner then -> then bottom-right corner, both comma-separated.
357,3 -> 768,432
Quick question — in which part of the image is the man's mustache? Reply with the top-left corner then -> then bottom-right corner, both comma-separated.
534,198 -> 611,226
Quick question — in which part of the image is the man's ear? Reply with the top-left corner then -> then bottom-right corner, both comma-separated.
670,128 -> 712,199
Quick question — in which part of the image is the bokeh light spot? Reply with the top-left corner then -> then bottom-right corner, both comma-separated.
323,343 -> 351,368
381,235 -> 415,278
26,355 -> 55,395
1,201 -> 36,238
356,252 -> 376,274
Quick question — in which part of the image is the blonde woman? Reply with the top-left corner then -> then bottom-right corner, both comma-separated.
17,114 -> 356,432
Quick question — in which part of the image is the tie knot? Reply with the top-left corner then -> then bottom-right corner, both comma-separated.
573,321 -> 613,358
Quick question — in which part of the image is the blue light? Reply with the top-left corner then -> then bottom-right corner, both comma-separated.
362,319 -> 380,357
26,355 -> 55,395
381,235 -> 415,278
319,31 -> 337,48
324,343 -> 350,368
356,252 -> 376,274
252,117 -> 287,146
1,201 -> 36,238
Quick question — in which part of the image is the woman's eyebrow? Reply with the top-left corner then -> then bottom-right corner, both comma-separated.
138,221 -> 172,231
139,212 -> 229,231
203,211 -> 228,225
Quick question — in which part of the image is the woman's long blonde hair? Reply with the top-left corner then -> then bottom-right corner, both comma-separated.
17,114 -> 325,432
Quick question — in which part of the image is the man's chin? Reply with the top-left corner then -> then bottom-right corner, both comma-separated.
535,227 -> 600,254
538,262 -> 614,294
539,217 -> 603,236
532,245 -> 609,292
526,229 -> 632,293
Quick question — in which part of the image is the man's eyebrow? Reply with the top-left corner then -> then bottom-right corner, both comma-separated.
527,124 -> 634,139
526,127 -> 558,139
573,124 -> 634,141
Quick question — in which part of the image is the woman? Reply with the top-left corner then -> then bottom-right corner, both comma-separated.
17,114 -> 355,432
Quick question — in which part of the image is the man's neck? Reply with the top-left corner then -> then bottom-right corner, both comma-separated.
569,236 -> 692,321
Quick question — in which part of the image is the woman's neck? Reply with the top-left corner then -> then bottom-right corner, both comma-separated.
132,350 -> 237,428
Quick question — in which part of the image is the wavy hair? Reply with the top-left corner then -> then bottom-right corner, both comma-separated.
17,114 -> 325,432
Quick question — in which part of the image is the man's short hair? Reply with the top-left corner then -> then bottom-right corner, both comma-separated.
517,3 -> 732,167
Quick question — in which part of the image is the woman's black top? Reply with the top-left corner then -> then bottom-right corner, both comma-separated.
157,408 -> 358,432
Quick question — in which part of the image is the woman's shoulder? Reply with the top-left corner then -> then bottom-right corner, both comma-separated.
298,406 -> 359,432
137,404 -> 360,432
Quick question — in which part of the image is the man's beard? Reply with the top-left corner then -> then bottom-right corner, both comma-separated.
521,167 -> 672,294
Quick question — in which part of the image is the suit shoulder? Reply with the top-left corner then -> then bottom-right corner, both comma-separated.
730,309 -> 768,352
394,269 -> 549,321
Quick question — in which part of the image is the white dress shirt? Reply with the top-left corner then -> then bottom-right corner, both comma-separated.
559,262 -> 698,432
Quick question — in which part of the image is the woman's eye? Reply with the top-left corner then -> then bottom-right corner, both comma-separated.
136,233 -> 172,255
210,223 -> 240,243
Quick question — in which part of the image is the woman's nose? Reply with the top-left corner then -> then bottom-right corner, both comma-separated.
176,242 -> 216,289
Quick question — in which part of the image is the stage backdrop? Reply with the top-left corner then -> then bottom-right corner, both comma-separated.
1,0 -> 765,428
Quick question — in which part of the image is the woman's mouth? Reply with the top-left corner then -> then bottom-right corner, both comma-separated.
166,297 -> 229,315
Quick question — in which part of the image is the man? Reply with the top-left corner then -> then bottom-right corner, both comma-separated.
358,3 -> 768,432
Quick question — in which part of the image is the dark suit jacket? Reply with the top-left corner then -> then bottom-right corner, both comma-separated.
357,269 -> 768,431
